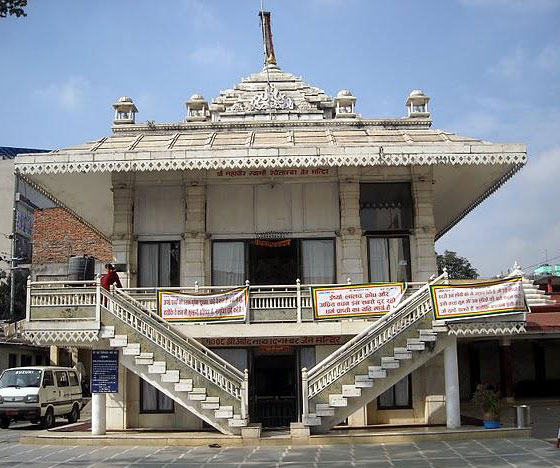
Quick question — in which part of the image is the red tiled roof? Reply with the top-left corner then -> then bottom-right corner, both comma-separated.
526,311 -> 560,331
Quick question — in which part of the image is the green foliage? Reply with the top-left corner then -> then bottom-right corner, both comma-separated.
0,0 -> 27,18
436,250 -> 479,279
473,384 -> 502,420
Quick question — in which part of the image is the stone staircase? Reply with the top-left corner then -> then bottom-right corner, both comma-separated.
99,288 -> 248,435
521,277 -> 555,306
301,273 -> 453,434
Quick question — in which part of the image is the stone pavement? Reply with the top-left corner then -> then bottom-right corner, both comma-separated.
0,433 -> 559,467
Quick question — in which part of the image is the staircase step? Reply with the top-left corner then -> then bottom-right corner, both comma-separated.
315,403 -> 336,417
381,357 -> 400,369
407,338 -> 426,351
394,347 -> 413,359
329,394 -> 348,407
368,366 -> 387,379
342,384 -> 361,397
228,417 -> 248,427
161,370 -> 180,383
201,397 -> 220,410
99,326 -> 115,338
354,375 -> 374,388
418,330 -> 437,342
135,353 -> 154,365
188,388 -> 207,400
109,335 -> 128,347
148,361 -> 166,374
123,343 -> 141,355
174,379 -> 193,392
215,407 -> 234,419
303,413 -> 322,426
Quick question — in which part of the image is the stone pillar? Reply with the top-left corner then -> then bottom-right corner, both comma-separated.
499,337 -> 514,401
49,346 -> 59,366
183,173 -> 206,286
111,173 -> 135,287
412,167 -> 437,282
91,393 -> 107,435
444,336 -> 461,429
338,167 -> 364,283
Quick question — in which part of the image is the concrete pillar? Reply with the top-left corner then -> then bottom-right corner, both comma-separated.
444,336 -> 461,429
111,173 -> 135,287
183,173 -> 206,286
338,167 -> 364,283
49,345 -> 59,366
499,337 -> 514,401
91,393 -> 107,435
411,167 -> 437,282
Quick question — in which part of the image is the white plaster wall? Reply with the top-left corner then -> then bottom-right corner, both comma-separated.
0,160 -> 14,271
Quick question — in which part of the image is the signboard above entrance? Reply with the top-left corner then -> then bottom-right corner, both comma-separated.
430,277 -> 527,321
312,283 -> 406,320
158,287 -> 248,322
213,167 -> 332,178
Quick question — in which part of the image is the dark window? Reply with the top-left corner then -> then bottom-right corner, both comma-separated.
360,183 -> 413,232
140,379 -> 174,413
368,236 -> 411,282
21,355 -> 32,366
68,372 -> 79,387
212,239 -> 336,286
55,371 -> 69,387
43,371 -> 54,387
138,241 -> 180,287
378,375 -> 412,409
8,354 -> 17,368
35,355 -> 42,366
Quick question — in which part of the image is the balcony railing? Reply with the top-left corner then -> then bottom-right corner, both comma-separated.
26,279 -> 425,325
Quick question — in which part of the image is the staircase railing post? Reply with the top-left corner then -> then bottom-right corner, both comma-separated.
245,280 -> 251,324
241,368 -> 249,421
95,276 -> 101,322
301,367 -> 309,422
25,275 -> 31,322
296,278 -> 302,323
194,281 -> 199,293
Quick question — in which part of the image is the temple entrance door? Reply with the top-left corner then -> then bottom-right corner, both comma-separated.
250,349 -> 297,428
249,240 -> 297,285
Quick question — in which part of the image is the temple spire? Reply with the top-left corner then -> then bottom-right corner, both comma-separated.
259,11 -> 277,66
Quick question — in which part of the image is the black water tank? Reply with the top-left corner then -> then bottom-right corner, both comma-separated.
68,256 -> 95,281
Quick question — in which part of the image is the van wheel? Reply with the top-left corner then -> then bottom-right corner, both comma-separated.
0,416 -> 9,429
41,408 -> 55,429
67,404 -> 79,424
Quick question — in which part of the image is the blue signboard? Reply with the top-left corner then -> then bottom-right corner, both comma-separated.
91,350 -> 119,393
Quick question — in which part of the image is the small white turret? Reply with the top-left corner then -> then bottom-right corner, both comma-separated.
406,89 -> 430,118
334,90 -> 357,119
112,96 -> 138,125
186,94 -> 210,122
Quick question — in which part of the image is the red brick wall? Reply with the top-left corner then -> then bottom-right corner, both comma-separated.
33,208 -> 112,263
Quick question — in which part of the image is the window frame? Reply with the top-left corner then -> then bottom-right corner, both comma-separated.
42,371 -> 54,387
359,182 -> 415,233
211,237 -> 337,286
377,374 -> 413,410
367,234 -> 412,283
55,371 -> 69,387
139,379 -> 175,414
137,240 -> 181,288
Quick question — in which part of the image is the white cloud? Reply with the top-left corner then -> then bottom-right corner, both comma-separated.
459,0 -> 560,11
189,44 -> 235,66
181,0 -> 221,32
490,47 -> 526,81
536,45 -> 560,71
36,77 -> 91,111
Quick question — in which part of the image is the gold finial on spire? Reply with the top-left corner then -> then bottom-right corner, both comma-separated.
259,11 -> 277,66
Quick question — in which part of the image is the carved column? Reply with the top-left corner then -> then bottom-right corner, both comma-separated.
338,167 -> 364,284
182,172 -> 206,286
412,166 -> 437,282
111,173 -> 136,287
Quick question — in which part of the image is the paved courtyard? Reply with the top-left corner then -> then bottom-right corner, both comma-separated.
0,425 -> 559,468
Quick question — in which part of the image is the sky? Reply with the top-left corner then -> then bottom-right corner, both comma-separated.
1,0 -> 559,277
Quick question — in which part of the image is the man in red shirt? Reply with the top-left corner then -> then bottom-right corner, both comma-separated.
101,263 -> 122,290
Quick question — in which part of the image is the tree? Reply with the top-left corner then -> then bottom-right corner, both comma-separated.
437,250 -> 479,279
0,269 -> 29,322
0,0 -> 27,18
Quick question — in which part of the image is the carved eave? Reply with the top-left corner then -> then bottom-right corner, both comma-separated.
447,321 -> 526,336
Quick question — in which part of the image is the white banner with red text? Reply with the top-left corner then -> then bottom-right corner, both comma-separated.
158,287 -> 248,322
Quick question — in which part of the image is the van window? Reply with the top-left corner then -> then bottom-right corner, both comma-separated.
0,369 -> 42,388
55,371 -> 69,387
68,372 -> 79,386
43,371 -> 54,387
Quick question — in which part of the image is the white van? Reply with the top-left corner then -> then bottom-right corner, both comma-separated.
0,366 -> 82,429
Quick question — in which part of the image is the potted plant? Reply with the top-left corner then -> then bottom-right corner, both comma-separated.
473,384 -> 502,429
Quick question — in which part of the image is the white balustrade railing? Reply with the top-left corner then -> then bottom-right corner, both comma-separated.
303,272 -> 446,402
103,288 -> 247,405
